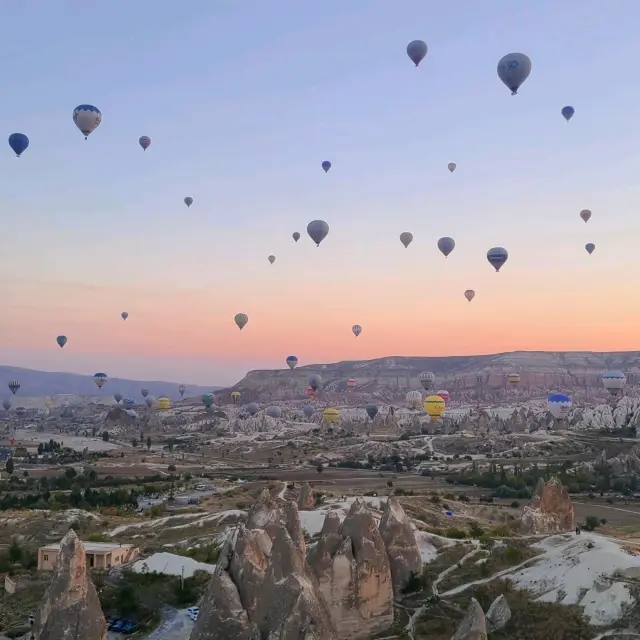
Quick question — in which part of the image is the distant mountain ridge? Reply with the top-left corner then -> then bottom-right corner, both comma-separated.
0,365 -> 220,399
227,350 -> 640,401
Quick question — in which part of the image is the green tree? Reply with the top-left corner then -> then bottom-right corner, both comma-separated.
5,458 -> 14,475
146,436 -> 151,450
102,431 -> 109,442
131,438 -> 138,448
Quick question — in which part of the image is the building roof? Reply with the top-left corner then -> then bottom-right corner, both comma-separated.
40,541 -> 135,553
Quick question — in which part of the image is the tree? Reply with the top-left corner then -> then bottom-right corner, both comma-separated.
102,431 -> 109,442
131,438 -> 138,448
316,464 -> 323,473
5,458 -> 14,475
146,436 -> 151,450
584,515 -> 600,531
37,443 -> 44,455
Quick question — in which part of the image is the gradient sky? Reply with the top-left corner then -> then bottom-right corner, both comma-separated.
2,0 -> 640,387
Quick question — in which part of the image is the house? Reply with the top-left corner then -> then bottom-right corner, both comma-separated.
37,540 -> 139,571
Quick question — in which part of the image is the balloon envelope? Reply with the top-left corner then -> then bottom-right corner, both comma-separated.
56,335 -> 67,348
580,209 -> 592,223
322,408 -> 340,424
141,388 -> 149,398
547,393 -> 572,419
437,237 -> 455,257
184,197 -> 193,207
234,313 -> 248,330
487,247 -> 508,272
8,133 -> 29,157
352,325 -> 362,337
2,400 -> 11,411
464,290 -> 475,302
139,135 -> 151,150
419,372 -> 435,391
447,162 -> 456,173
113,392 -> 123,403
303,405 -> 314,418
400,232 -> 413,248
585,243 -> 595,255
266,406 -> 282,419
307,220 -> 329,246
308,374 -> 322,391
406,390 -> 423,408
321,161 -> 331,173
247,402 -> 260,416
561,106 -> 575,121
406,40 -> 428,66
93,373 -> 107,389
365,405 -> 378,420
292,232 -> 300,242
497,53 -> 531,95
121,312 -> 128,320
286,356 -> 298,370
73,104 -> 102,138
268,255 -> 276,264
424,395 -> 446,418
602,371 -> 626,396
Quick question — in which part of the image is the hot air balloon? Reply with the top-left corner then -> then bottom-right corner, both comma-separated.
268,255 -> 276,264
307,220 -> 329,247
139,136 -> 151,150
585,243 -> 595,255
113,392 -> 123,404
406,390 -> 423,409
580,209 -> 592,223
424,395 -> 446,419
93,373 -> 107,389
306,386 -> 316,399
247,402 -> 260,416
266,406 -> 282,419
141,388 -> 149,398
122,398 -> 135,409
178,384 -> 186,397
157,397 -> 171,410
436,390 -> 450,403
400,232 -> 413,248
352,325 -> 362,337
8,133 -> 29,157
234,313 -> 248,330
561,106 -> 574,121
121,312 -> 128,321
322,408 -> 340,424
231,391 -> 241,405
286,356 -> 298,370
602,371 -> 626,397
15,407 -> 26,417
464,290 -> 475,302
184,197 -> 193,208
38,407 -> 49,419
365,405 -> 378,420
347,379 -> 357,392
2,400 -> 10,411
406,40 -> 428,67
303,405 -> 314,418
292,232 -> 300,242
321,161 -> 331,173
8,381 -> 20,395
56,335 -> 67,348
547,393 -> 572,419
308,374 -> 322,391
419,372 -> 435,391
497,53 -> 531,95
487,247 -> 508,272
448,162 -> 456,173
73,104 -> 102,139
202,393 -> 214,409
508,373 -> 520,387
437,237 -> 455,258
145,396 -> 155,408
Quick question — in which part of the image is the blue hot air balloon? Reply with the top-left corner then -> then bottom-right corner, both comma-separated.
547,393 -> 572,419
286,356 -> 298,370
56,335 -> 67,349
321,161 -> 331,173
486,247 -> 508,272
122,398 -> 135,409
73,105 -> 102,139
8,133 -> 29,157
561,106 -> 575,122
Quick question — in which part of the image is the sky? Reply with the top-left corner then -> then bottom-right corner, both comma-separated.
2,0 -> 640,387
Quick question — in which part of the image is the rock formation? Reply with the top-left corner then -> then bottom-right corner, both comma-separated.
33,529 -> 108,640
485,594 -> 511,632
451,597 -> 487,640
298,482 -> 315,510
378,496 -> 422,595
191,493 -> 337,640
307,499 -> 394,639
520,476 -> 575,534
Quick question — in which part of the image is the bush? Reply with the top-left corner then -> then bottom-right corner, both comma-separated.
444,527 -> 467,539
583,515 -> 600,531
510,500 -> 520,508
479,534 -> 494,549
401,570 -> 423,594
430,494 -> 441,504
468,521 -> 485,538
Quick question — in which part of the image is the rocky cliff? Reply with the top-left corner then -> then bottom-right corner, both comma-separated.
190,491 -> 337,640
520,476 -> 575,534
33,529 -> 107,640
451,595 -> 511,640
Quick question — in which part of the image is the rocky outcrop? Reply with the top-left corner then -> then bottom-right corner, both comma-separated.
378,496 -> 422,595
33,529 -> 107,640
485,594 -> 511,632
308,499 -> 394,639
191,492 -> 337,640
451,597 -> 487,640
298,482 -> 315,510
520,476 -> 575,534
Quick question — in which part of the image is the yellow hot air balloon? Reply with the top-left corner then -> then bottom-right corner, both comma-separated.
424,395 -> 445,419
508,373 -> 521,386
44,397 -> 54,411
157,397 -> 171,410
231,391 -> 241,405
322,408 -> 340,424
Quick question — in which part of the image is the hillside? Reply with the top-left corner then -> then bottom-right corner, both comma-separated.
0,365 -> 220,400
228,350 -> 640,401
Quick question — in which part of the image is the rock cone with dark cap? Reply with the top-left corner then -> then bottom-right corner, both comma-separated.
33,529 -> 107,640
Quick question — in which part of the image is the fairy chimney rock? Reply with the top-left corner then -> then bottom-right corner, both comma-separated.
298,482 -> 315,510
520,476 -> 575,534
451,597 -> 487,640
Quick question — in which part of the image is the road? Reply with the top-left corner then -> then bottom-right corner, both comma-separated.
108,609 -> 193,640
